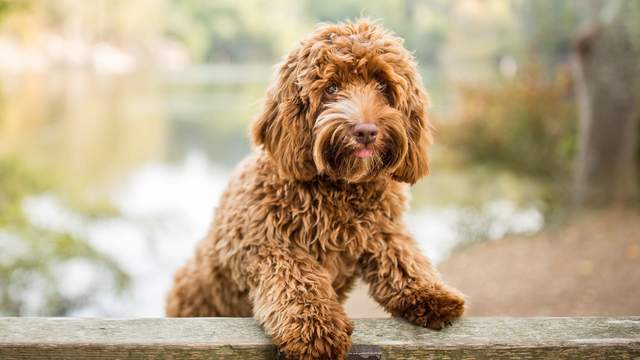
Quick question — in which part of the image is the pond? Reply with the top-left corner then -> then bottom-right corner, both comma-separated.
0,65 -> 544,316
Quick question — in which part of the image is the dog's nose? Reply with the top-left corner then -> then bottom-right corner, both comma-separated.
352,123 -> 378,145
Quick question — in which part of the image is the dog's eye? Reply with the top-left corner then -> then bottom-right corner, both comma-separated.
376,81 -> 394,104
325,83 -> 339,95
376,82 -> 387,92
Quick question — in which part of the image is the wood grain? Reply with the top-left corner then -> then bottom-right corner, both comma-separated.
1,317 -> 639,359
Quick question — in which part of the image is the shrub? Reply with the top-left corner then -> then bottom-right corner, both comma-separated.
441,65 -> 577,181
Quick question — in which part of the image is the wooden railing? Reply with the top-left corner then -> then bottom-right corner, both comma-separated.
1,317 -> 639,359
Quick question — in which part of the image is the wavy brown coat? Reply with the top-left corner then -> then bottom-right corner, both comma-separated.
167,19 -> 465,360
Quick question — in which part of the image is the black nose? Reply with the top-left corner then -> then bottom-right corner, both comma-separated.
352,123 -> 378,145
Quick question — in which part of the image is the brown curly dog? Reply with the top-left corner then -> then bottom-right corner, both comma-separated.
166,19 -> 465,360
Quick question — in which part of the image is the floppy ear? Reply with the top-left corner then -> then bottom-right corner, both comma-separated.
392,69 -> 432,184
251,45 -> 317,180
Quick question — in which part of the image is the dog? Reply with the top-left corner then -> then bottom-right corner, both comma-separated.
166,19 -> 465,360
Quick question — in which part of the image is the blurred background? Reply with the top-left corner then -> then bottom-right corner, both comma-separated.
0,0 -> 638,318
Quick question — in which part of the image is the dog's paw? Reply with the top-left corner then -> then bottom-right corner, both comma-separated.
390,284 -> 465,330
275,312 -> 353,360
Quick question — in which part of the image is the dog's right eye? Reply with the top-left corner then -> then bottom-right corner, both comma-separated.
325,84 -> 339,95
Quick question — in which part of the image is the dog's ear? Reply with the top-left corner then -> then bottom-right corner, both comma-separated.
251,45 -> 317,180
392,68 -> 432,184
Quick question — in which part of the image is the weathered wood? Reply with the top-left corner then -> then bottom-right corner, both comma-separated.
0,317 -> 639,359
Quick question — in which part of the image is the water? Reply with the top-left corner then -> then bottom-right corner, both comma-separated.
0,66 -> 544,316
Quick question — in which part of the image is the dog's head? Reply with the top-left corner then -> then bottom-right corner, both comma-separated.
252,19 -> 431,184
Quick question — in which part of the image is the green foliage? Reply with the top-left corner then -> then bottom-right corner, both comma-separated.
0,0 -> 28,21
0,158 -> 129,316
0,159 -> 46,228
165,0 -> 279,61
442,66 -> 577,181
516,0 -> 580,68
622,0 -> 640,51
305,0 -> 367,22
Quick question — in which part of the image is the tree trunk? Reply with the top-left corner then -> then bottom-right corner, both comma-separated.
571,19 -> 640,208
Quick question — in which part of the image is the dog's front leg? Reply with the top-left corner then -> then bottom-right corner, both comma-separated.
360,232 -> 465,330
244,246 -> 353,360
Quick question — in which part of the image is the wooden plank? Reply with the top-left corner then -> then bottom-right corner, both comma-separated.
0,317 -> 639,359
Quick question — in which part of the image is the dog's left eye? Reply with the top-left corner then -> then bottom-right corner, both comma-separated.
376,81 -> 394,104
325,84 -> 339,95
376,82 -> 387,92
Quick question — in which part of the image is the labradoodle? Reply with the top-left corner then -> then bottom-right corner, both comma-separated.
166,19 -> 465,360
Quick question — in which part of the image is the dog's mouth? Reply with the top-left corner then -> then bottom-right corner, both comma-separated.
354,146 -> 374,159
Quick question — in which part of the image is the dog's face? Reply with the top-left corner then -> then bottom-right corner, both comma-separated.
252,20 -> 431,184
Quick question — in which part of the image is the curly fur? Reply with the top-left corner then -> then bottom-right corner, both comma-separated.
166,19 -> 465,360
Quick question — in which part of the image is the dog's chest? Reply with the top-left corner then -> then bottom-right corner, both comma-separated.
303,195 -> 375,283
281,181 -> 388,262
